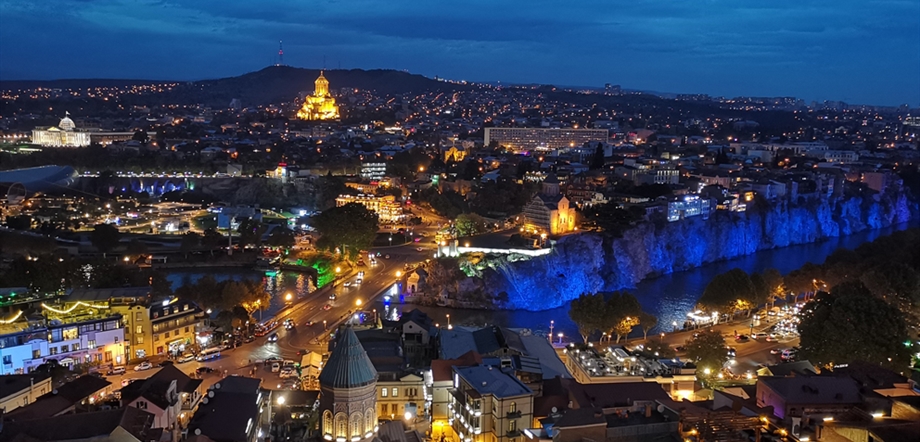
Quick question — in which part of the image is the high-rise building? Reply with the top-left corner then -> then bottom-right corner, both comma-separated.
484,127 -> 608,152
297,71 -> 340,121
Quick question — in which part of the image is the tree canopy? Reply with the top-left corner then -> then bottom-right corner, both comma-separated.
568,293 -> 607,343
797,281 -> 911,370
311,202 -> 379,261
684,329 -> 728,373
697,268 -> 758,316
90,224 -> 120,256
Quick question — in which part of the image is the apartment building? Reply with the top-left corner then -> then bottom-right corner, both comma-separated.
450,365 -> 534,442
484,128 -> 608,152
65,288 -> 203,360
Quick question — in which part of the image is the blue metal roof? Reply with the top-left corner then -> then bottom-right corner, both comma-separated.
319,327 -> 378,389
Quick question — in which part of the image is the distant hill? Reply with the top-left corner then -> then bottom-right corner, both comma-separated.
0,66 -> 470,107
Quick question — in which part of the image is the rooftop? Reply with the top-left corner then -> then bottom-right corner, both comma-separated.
188,377 -> 263,442
0,406 -> 158,442
6,375 -> 112,421
319,327 -> 378,389
455,365 -> 532,398
758,376 -> 862,405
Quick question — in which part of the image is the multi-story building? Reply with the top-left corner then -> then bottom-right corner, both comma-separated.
121,365 -> 204,439
522,175 -> 576,235
360,161 -> 387,181
336,194 -> 404,223
666,195 -> 713,222
484,128 -> 608,152
65,288 -> 203,360
0,306 -> 125,375
563,346 -> 696,400
31,115 -> 91,147
449,365 -> 534,442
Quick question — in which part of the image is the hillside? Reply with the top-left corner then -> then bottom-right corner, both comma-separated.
0,66 -> 471,107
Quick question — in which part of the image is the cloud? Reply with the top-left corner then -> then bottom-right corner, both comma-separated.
0,0 -> 917,104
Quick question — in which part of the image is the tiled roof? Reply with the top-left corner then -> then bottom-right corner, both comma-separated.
319,327 -> 378,389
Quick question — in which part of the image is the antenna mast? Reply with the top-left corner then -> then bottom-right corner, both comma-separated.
278,41 -> 284,66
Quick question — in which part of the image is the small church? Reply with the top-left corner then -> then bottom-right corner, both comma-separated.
522,173 -> 576,235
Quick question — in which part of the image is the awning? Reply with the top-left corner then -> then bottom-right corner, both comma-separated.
59,357 -> 75,364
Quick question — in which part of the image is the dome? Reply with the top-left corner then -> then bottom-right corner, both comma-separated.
318,327 -> 377,389
58,116 -> 75,131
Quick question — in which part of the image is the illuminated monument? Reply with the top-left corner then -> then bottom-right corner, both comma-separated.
297,71 -> 340,120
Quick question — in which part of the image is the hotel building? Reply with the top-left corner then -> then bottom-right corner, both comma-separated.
484,128 -> 608,152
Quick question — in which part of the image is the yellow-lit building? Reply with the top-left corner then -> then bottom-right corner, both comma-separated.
336,194 -> 404,223
522,174 -> 576,235
297,71 -> 340,121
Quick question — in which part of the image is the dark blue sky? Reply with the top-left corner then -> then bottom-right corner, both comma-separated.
2,0 -> 918,106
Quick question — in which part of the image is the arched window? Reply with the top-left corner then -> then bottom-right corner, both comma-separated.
365,408 -> 375,433
335,413 -> 348,438
350,412 -> 363,437
323,410 -> 333,435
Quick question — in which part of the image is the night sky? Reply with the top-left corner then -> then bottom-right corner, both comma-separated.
1,0 -> 918,105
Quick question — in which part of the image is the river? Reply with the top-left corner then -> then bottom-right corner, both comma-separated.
373,221 -> 919,343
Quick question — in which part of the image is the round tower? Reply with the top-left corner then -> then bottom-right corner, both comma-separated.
318,327 -> 379,442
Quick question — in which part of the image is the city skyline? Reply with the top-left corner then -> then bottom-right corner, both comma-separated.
1,0 -> 918,106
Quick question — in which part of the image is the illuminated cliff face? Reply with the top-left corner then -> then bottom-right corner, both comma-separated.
297,71 -> 340,120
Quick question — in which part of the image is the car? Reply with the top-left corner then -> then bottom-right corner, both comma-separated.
770,348 -> 788,355
355,278 -> 362,284
305,321 -> 314,327
268,333 -> 278,342
178,354 -> 195,363
734,335 -> 750,342
329,293 -> 337,300
416,247 -> 424,252
343,281 -> 352,287
195,366 -> 215,375
244,335 -> 255,343
264,356 -> 283,364
107,366 -> 127,376
726,347 -> 737,357
751,332 -> 769,340
384,254 -> 390,259
357,260 -> 366,266
285,322 -> 295,331
134,362 -> 152,371
271,362 -> 281,373
323,304 -> 332,311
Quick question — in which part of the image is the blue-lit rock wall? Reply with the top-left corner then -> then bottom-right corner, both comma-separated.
481,191 -> 916,311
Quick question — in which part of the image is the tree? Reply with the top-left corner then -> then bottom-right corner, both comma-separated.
798,281 -> 911,370
5,215 -> 32,230
424,258 -> 467,298
125,239 -> 149,257
90,224 -> 120,257
697,268 -> 756,317
568,293 -> 606,343
637,311 -> 658,341
590,143 -> 605,169
784,262 -> 823,300
266,227 -> 296,248
603,291 -> 642,343
761,268 -> 785,307
312,203 -> 379,262
684,329 -> 728,374
237,218 -> 267,248
860,263 -> 920,307
454,213 -> 487,237
180,231 -> 201,258
201,228 -> 223,255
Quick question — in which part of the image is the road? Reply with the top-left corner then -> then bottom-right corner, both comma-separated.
103,237 -> 440,392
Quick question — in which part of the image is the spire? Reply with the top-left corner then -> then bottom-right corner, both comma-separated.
318,327 -> 377,389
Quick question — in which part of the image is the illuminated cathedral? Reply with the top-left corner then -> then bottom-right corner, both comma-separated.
297,71 -> 340,120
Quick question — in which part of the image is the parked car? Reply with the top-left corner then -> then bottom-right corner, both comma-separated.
343,281 -> 352,287
134,362 -> 152,371
734,335 -> 750,342
271,362 -> 281,373
178,354 -> 195,363
107,366 -> 126,376
195,366 -> 215,375
751,332 -> 769,340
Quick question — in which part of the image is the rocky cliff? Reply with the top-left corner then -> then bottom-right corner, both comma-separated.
472,189 -> 917,311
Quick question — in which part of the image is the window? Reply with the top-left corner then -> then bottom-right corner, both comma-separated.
381,404 -> 387,415
335,413 -> 347,438
154,334 -> 159,342
510,402 -> 516,413
87,340 -> 96,349
135,312 -> 143,322
62,327 -> 78,341
174,330 -> 179,337
32,349 -> 41,359
136,336 -> 144,345
185,326 -> 190,333
381,388 -> 388,397
2,355 -> 11,365
136,401 -> 147,409
72,343 -> 80,351
49,347 -> 58,355
323,411 -> 333,435
136,326 -> 143,334
509,420 -> 517,432
392,388 -> 398,397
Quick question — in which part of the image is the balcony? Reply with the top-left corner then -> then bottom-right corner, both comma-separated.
506,430 -> 521,438
506,410 -> 521,419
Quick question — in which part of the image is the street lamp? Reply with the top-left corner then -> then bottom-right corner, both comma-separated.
277,395 -> 285,405
285,292 -> 293,302
395,271 -> 402,278
356,299 -> 362,307
373,308 -> 377,323
660,333 -> 665,342
549,320 -> 554,341
323,320 -> 327,330
557,332 -> 563,344
446,314 -> 451,330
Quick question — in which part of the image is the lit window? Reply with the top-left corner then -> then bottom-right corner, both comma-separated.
392,388 -> 398,397
381,388 -> 388,397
